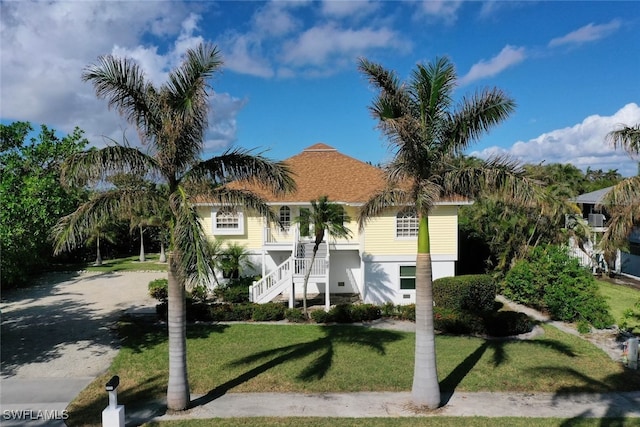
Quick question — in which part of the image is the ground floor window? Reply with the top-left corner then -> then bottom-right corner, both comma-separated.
399,265 -> 416,290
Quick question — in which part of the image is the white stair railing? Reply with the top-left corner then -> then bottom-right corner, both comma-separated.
250,257 -> 293,303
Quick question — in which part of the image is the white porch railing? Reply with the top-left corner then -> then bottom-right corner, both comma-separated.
294,257 -> 327,277
250,257 -> 292,303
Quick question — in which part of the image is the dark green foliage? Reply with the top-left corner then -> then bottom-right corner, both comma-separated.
503,245 -> 614,329
252,302 -> 286,322
349,304 -> 382,322
434,274 -> 497,313
310,309 -> 330,323
328,304 -> 352,323
483,311 -> 534,337
1,122 -> 88,288
210,303 -> 255,321
285,308 -> 306,323
214,277 -> 252,303
190,285 -> 208,303
433,307 -> 484,335
149,278 -> 168,302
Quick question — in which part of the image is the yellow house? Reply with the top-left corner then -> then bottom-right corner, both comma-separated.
197,143 -> 470,307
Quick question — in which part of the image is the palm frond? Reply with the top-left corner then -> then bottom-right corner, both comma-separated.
188,148 -> 296,194
50,189 -> 140,254
444,88 -> 516,155
61,145 -> 158,187
82,55 -> 157,141
202,187 -> 281,226
442,155 -> 539,204
170,187 -> 214,288
358,187 -> 412,231
606,123 -> 640,156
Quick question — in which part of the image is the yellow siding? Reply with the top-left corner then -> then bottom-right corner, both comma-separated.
363,205 -> 458,255
198,206 -> 264,250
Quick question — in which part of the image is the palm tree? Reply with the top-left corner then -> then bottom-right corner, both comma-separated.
296,196 -> 351,317
357,56 -> 536,408
602,123 -> 640,257
51,43 -> 294,411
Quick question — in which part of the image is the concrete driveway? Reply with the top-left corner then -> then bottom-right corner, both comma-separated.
0,271 -> 165,426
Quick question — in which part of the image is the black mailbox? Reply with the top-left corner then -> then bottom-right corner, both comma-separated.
105,375 -> 120,391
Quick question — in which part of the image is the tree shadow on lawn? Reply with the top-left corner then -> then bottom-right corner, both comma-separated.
190,325 -> 404,408
538,368 -> 640,426
439,336 -> 578,406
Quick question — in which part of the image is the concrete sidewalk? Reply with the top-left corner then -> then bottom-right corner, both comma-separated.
134,391 -> 640,423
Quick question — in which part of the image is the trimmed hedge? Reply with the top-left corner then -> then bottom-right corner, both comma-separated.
148,278 -> 168,302
252,302 -> 286,321
433,274 -> 497,313
310,303 -> 383,324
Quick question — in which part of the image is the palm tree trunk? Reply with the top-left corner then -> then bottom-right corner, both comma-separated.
302,246 -> 318,318
411,216 -> 441,408
166,256 -> 190,410
95,234 -> 102,266
139,225 -> 146,262
159,240 -> 167,263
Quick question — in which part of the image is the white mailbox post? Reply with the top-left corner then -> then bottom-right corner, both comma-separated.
102,375 -> 125,427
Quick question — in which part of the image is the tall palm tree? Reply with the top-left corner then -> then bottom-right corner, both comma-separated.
357,56 -> 536,408
602,123 -> 640,256
296,196 -> 351,317
51,43 -> 294,411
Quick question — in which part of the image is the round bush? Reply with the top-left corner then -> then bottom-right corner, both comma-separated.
310,309 -> 330,323
483,311 -> 534,337
252,302 -> 286,321
285,308 -> 306,323
149,278 -> 168,302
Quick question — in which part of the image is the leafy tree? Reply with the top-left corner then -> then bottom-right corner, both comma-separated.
0,122 -> 88,287
51,43 -> 294,411
217,242 -> 255,279
357,56 -> 535,408
602,123 -> 640,259
295,196 -> 351,317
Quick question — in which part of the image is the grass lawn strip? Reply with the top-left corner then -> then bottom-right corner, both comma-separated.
66,321 -> 640,426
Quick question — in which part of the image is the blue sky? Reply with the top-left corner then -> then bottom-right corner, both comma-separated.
1,1 -> 639,175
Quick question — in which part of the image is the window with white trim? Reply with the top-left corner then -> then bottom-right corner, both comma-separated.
399,265 -> 416,290
212,207 -> 244,235
279,206 -> 291,231
396,209 -> 418,237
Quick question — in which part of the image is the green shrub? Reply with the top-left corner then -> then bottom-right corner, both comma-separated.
576,320 -> 591,334
149,278 -> 168,302
398,304 -> 415,321
483,311 -> 534,337
328,304 -> 353,323
434,274 -> 497,313
252,302 -> 286,321
433,307 -> 483,335
381,302 -> 397,317
349,304 -> 382,322
187,301 -> 213,322
210,303 -> 254,321
285,308 -> 306,323
503,245 -> 614,329
190,285 -> 209,303
214,277 -> 251,303
310,309 -> 330,323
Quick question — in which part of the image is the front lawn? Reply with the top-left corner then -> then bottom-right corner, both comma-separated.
66,321 -> 640,426
84,254 -> 168,273
598,280 -> 640,334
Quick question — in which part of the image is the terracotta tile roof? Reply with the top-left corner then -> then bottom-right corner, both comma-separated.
221,143 -> 470,205
228,143 -> 386,204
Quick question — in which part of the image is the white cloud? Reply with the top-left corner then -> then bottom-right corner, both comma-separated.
281,24 -> 408,71
472,103 -> 640,177
205,93 -> 249,152
414,0 -> 463,23
0,1 -> 241,152
459,45 -> 526,86
320,0 -> 381,19
548,20 -> 621,48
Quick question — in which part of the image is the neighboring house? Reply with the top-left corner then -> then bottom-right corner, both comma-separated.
568,187 -> 640,278
196,143 -> 470,307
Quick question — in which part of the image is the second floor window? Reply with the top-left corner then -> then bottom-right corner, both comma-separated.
396,209 -> 418,237
212,207 -> 244,235
279,206 -> 291,230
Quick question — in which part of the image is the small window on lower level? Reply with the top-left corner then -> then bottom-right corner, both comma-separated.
399,265 -> 416,290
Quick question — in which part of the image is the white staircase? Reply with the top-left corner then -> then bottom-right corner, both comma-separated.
249,257 -> 293,304
249,240 -> 328,305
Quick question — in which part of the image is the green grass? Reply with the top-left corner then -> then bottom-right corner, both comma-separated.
66,321 -> 640,426
144,418 -> 640,427
82,254 -> 168,273
598,280 -> 640,334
